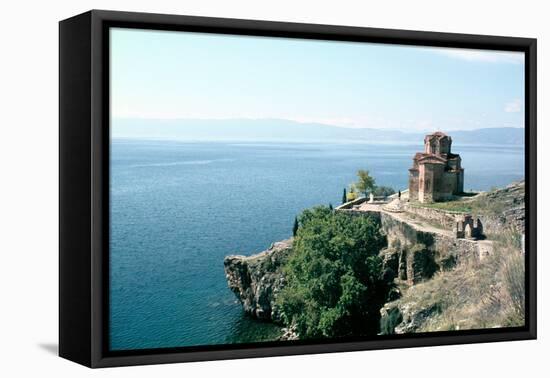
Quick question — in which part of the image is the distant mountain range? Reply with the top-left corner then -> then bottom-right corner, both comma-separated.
112,118 -> 525,145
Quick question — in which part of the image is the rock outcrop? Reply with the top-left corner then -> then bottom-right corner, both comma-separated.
380,300 -> 442,334
476,181 -> 525,235
278,326 -> 299,341
224,239 -> 292,321
380,244 -> 437,286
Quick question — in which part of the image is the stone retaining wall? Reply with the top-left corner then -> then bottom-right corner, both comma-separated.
335,196 -> 368,210
404,204 -> 465,230
404,202 -> 525,240
379,211 -> 480,268
480,207 -> 525,235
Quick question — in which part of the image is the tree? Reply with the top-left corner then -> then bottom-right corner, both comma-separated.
328,203 -> 333,210
292,216 -> 299,237
355,170 -> 376,197
277,206 -> 388,339
373,186 -> 396,198
342,188 -> 347,204
346,184 -> 358,202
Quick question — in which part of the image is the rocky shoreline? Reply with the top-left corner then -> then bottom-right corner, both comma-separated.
224,239 -> 292,322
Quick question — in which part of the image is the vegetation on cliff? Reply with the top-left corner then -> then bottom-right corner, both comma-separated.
276,206 -> 390,339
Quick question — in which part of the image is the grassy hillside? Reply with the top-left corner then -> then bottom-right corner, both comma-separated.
380,182 -> 526,334
413,180 -> 525,217
381,233 -> 524,333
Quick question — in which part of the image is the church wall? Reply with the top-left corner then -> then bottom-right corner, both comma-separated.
419,164 -> 437,203
430,164 -> 445,202
440,138 -> 451,154
438,171 -> 458,200
457,170 -> 464,193
408,170 -> 419,201
418,165 -> 426,202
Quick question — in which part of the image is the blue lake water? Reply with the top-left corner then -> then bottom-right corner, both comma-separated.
109,139 -> 525,350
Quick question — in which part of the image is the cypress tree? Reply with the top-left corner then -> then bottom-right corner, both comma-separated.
342,188 -> 347,204
292,216 -> 299,237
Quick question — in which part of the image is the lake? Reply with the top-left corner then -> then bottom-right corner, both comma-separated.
109,140 -> 524,350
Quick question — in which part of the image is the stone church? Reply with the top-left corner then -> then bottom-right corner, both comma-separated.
408,132 -> 464,203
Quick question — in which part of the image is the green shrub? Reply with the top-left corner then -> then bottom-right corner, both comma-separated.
346,191 -> 358,201
276,206 -> 388,338
373,186 -> 396,197
292,216 -> 299,237
380,307 -> 402,335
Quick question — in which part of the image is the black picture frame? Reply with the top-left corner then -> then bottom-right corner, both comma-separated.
59,9 -> 537,368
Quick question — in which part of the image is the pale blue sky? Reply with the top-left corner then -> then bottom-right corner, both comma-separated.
110,27 -> 525,132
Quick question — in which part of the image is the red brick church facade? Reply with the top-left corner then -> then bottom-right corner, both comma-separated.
409,132 -> 464,203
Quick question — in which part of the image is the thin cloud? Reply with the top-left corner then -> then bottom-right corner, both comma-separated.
433,48 -> 524,64
505,99 -> 522,113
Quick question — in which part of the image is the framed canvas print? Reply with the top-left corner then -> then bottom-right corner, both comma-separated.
59,10 -> 537,368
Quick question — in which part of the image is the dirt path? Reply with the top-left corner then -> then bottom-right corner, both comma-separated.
358,203 -> 455,238
351,201 -> 495,263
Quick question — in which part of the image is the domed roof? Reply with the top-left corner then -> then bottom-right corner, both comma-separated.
428,131 -> 448,138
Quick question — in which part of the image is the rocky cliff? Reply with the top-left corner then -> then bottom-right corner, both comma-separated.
472,181 -> 525,235
224,239 -> 292,321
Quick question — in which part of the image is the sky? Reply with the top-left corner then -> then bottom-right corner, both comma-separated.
110,27 -> 525,132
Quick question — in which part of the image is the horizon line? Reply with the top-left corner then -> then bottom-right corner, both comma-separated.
111,116 -> 525,133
